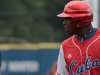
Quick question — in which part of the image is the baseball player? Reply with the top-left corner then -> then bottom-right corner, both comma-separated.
57,1 -> 100,75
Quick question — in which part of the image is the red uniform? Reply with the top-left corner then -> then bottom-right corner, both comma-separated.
57,28 -> 100,75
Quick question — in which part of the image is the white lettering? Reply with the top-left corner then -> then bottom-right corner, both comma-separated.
1,61 -> 40,73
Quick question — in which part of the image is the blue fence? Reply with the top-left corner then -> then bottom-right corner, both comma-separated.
1,48 -> 59,75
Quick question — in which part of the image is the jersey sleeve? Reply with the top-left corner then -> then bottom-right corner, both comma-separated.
57,45 -> 68,75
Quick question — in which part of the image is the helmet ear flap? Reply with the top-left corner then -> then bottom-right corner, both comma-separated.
70,14 -> 93,28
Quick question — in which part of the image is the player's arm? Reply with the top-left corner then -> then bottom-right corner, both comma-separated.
56,45 -> 68,75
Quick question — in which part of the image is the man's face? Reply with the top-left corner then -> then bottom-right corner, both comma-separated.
63,18 -> 77,36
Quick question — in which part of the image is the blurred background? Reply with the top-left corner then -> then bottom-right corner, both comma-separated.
0,0 -> 99,75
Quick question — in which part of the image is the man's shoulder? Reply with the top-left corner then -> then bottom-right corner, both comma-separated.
96,28 -> 100,31
62,36 -> 74,46
95,28 -> 100,35
97,28 -> 100,32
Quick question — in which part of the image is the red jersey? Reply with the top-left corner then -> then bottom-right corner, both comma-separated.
57,28 -> 100,75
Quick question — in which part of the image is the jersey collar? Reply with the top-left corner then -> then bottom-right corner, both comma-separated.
77,28 -> 97,42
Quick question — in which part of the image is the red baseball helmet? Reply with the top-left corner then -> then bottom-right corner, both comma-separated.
57,1 -> 93,28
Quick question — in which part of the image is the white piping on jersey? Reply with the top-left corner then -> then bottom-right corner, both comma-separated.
72,36 -> 82,65
72,35 -> 100,75
86,35 -> 100,75
86,35 -> 100,58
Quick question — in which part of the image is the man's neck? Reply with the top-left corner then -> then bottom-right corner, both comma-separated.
77,24 -> 93,38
